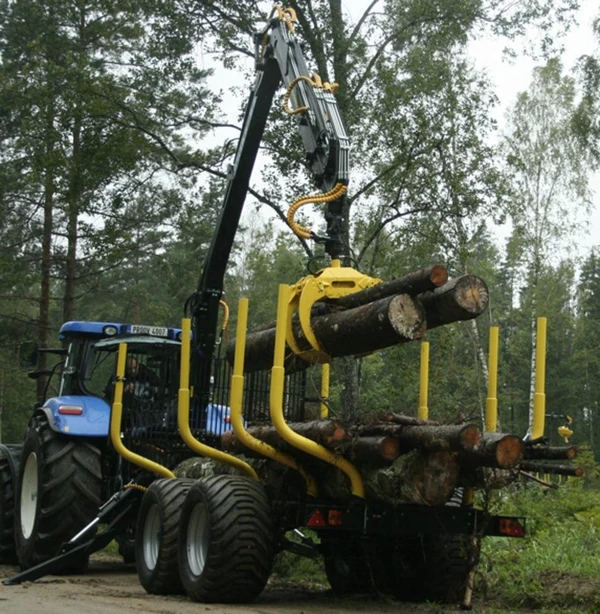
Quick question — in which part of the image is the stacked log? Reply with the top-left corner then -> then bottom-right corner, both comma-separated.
214,413 -> 583,505
226,268 -> 490,373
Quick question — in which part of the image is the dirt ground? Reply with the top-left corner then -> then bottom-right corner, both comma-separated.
0,553 -> 592,614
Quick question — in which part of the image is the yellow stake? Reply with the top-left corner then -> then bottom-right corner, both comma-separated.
271,284 -> 365,498
229,300 -> 318,495
485,326 -> 499,432
177,319 -> 258,479
320,363 -> 330,419
531,317 -> 547,440
110,343 -> 175,479
418,341 -> 429,420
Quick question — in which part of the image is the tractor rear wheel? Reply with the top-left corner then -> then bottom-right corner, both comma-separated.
136,478 -> 195,594
0,446 -> 22,564
178,475 -> 275,603
15,414 -> 102,570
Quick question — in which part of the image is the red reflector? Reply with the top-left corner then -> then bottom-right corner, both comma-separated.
328,510 -> 343,526
58,405 -> 83,415
499,518 -> 525,537
307,510 -> 327,527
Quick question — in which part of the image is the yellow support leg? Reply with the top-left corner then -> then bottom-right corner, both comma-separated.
418,341 -> 429,421
177,318 -> 258,479
485,326 -> 499,432
531,317 -> 547,440
320,363 -> 330,419
110,343 -> 175,479
229,300 -> 318,496
271,284 -> 365,499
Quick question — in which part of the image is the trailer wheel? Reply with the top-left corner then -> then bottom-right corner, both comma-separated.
136,478 -> 194,594
377,534 -> 478,603
15,414 -> 102,570
178,475 -> 275,603
321,535 -> 374,594
416,534 -> 479,603
0,446 -> 22,564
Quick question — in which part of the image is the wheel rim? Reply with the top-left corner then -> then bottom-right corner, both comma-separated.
142,503 -> 161,571
186,502 -> 209,576
20,453 -> 38,539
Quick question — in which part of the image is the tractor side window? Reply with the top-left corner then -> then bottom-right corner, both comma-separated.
85,348 -> 118,400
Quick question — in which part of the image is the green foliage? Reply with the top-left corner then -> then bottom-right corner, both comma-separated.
481,474 -> 600,609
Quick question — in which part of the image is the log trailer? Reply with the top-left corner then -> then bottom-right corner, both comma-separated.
1,4 -> 581,608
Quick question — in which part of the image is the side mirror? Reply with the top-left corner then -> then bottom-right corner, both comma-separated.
20,341 -> 39,368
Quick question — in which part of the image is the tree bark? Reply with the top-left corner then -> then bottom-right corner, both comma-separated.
458,433 -> 524,469
329,264 -> 448,310
416,275 -> 489,330
220,419 -> 351,453
357,423 -> 481,452
362,450 -> 460,505
524,445 -> 578,461
518,460 -> 583,477
231,293 -> 425,372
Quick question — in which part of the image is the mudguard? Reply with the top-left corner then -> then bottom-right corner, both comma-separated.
41,395 -> 111,437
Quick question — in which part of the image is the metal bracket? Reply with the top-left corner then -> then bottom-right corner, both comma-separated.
287,262 -> 381,363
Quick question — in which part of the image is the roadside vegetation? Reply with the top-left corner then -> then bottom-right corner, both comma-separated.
267,451 -> 600,613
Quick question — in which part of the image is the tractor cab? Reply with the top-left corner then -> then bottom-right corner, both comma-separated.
22,322 -> 183,439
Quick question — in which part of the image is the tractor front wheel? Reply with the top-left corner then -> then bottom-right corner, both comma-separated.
15,414 -> 102,570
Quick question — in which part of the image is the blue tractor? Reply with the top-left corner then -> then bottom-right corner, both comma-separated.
0,321 -> 237,570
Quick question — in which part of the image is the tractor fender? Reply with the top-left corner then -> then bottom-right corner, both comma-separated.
40,395 -> 111,437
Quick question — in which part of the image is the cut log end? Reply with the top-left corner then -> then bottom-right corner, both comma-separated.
460,425 -> 482,451
430,264 -> 449,286
388,294 -> 426,338
457,279 -> 489,314
495,435 -> 524,468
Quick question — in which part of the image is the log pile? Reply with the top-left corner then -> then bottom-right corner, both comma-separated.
175,263 -> 582,505
226,266 -> 490,373
214,414 -> 582,506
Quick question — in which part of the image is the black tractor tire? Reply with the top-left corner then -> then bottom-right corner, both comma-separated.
135,478 -> 195,594
0,446 -> 22,564
116,524 -> 136,565
15,414 -> 102,570
321,534 -> 375,595
178,475 -> 275,603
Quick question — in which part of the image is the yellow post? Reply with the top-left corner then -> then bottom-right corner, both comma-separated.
418,341 -> 429,420
320,363 -> 330,419
110,343 -> 175,479
271,284 -> 365,498
485,326 -> 499,432
177,318 -> 258,479
229,300 -> 317,494
531,317 -> 547,440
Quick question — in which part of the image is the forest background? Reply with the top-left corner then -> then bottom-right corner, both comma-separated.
1,0 -> 600,456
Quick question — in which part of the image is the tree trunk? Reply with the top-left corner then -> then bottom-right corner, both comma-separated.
230,293 -> 425,373
458,433 -> 524,469
38,131 -> 55,402
519,460 -> 582,477
356,423 -> 481,452
362,450 -> 460,505
330,264 -> 448,310
417,275 -> 489,330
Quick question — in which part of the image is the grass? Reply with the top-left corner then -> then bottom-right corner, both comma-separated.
478,464 -> 600,611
